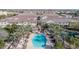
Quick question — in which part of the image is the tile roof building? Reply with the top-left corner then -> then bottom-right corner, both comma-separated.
0,10 -> 79,26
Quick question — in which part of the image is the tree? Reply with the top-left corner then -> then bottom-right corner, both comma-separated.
74,10 -> 79,16
36,16 -> 41,26
4,24 -> 17,33
0,15 -> 6,19
3,24 -> 18,42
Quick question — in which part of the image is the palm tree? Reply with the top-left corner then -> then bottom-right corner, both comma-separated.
36,16 -> 41,26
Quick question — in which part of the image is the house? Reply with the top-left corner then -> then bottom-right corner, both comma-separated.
0,14 -> 37,27
41,15 -> 71,25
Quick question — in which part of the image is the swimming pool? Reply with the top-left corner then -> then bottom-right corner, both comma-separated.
32,33 -> 47,48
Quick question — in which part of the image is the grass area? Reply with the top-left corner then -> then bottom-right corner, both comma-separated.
54,41 -> 64,49
0,39 -> 5,48
0,28 -> 8,48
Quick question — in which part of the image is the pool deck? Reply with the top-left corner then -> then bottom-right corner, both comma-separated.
26,33 -> 34,49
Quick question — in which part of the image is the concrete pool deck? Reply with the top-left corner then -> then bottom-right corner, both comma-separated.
27,33 -> 34,49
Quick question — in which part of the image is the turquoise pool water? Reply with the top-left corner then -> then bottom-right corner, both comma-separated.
32,33 -> 47,48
